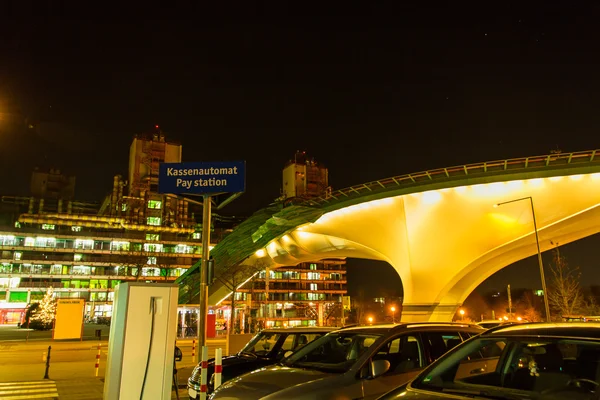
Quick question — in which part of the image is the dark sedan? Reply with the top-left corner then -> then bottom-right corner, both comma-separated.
187,326 -> 336,398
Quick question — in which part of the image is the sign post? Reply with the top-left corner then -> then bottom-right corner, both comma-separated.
159,161 -> 245,353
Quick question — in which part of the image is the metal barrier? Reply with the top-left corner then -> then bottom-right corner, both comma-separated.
94,343 -> 101,376
200,346 -> 208,400
214,348 -> 223,389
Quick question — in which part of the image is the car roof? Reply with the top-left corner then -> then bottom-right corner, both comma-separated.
261,326 -> 338,334
333,322 -> 484,335
483,322 -> 600,339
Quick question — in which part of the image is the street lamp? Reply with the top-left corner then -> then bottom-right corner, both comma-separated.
367,316 -> 373,325
459,309 -> 465,322
494,196 -> 551,322
390,306 -> 396,323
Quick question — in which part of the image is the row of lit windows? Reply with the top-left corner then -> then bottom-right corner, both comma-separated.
234,292 -> 333,301
2,290 -> 116,302
257,271 -> 342,280
0,263 -> 187,277
0,235 -> 199,254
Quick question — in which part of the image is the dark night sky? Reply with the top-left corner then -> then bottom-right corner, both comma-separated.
1,3 -> 600,295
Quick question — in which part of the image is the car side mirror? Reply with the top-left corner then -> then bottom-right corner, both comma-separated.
370,359 -> 390,379
284,350 -> 293,358
174,346 -> 183,362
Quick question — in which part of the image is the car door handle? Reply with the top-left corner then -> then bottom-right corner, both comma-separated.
470,368 -> 485,374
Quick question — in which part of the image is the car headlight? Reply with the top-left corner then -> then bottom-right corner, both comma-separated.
189,365 -> 202,386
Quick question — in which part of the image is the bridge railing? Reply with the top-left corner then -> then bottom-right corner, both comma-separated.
302,149 -> 599,207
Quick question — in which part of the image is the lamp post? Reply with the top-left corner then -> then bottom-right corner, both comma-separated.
390,306 -> 396,323
367,316 -> 373,325
494,196 -> 551,322
459,309 -> 465,322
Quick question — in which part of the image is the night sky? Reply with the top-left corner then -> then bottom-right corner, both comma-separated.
1,3 -> 600,295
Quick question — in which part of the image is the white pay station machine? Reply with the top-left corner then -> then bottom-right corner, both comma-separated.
104,283 -> 179,400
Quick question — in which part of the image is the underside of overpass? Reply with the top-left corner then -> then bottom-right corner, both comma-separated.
176,149 -> 600,322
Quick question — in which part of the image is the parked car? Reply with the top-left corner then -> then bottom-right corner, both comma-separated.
187,326 -> 336,399
209,322 -> 484,399
377,322 -> 600,399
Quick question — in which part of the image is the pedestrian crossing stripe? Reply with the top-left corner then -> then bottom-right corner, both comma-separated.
0,380 -> 58,399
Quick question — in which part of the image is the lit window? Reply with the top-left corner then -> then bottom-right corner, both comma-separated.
24,237 -> 35,247
148,200 -> 162,209
144,243 -> 163,253
175,244 -> 193,254
74,254 -> 83,261
192,232 -> 201,239
147,217 -> 161,226
42,224 -> 55,230
14,252 -> 22,260
310,283 -> 318,291
72,226 -> 82,232
142,267 -> 160,276
14,222 -> 21,228
147,257 -> 157,265
121,203 -> 127,211
75,239 -> 94,249
35,237 -> 56,248
110,241 -> 130,251
307,272 -> 320,280
310,263 -> 317,270
146,234 -> 160,241
0,235 -> 15,246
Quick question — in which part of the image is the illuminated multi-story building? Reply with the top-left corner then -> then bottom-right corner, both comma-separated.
230,259 -> 348,329
0,128 -> 232,324
212,154 -> 347,331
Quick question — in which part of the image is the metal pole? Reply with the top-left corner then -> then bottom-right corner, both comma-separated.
529,197 -> 551,322
43,345 -> 51,379
197,194 -> 212,354
495,196 -> 552,322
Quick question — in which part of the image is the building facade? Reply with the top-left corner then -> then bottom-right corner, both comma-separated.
0,129 -> 226,323
215,259 -> 348,332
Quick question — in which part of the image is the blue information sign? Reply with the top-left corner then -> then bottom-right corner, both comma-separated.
158,161 -> 246,195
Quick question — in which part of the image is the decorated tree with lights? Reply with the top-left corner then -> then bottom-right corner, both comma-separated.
30,287 -> 57,330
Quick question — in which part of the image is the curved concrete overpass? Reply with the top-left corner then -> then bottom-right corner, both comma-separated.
177,149 -> 600,321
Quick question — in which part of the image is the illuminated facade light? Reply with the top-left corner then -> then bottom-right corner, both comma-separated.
528,178 -> 543,187
255,249 -> 266,258
421,190 -> 442,205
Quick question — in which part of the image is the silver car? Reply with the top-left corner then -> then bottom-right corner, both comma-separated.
209,322 -> 484,400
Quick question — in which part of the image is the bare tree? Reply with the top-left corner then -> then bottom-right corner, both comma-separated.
352,289 -> 367,325
517,291 -> 543,322
582,295 -> 600,316
547,247 -> 585,319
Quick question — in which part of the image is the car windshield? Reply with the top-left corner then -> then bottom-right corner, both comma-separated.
282,331 -> 382,373
411,335 -> 600,399
239,331 -> 283,357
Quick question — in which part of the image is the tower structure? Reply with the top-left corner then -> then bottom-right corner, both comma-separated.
282,151 -> 329,201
